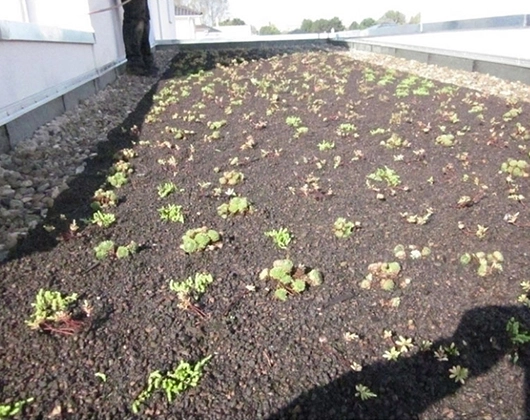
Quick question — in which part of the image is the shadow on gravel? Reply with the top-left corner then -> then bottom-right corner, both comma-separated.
267,305 -> 530,420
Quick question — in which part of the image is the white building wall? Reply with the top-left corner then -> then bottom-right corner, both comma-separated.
0,40 -> 94,111
175,16 -> 201,40
151,0 -> 177,41
0,0 -> 170,125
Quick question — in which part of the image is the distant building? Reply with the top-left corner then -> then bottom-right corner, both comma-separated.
174,4 -> 202,39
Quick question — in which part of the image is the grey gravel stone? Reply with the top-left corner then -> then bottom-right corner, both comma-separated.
0,47 -> 178,257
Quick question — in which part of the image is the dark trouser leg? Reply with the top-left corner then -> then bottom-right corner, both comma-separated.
123,18 -> 146,70
140,20 -> 155,69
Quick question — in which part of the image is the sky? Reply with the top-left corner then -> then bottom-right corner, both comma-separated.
226,0 -> 530,31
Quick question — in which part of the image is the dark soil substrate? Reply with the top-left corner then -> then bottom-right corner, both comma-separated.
2,45 -> 530,420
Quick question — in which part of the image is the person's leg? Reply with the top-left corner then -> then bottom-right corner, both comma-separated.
123,19 -> 146,73
123,0 -> 148,74
140,19 -> 156,72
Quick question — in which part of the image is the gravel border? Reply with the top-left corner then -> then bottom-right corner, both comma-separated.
0,47 -> 179,259
1,45 -> 530,259
347,49 -> 530,103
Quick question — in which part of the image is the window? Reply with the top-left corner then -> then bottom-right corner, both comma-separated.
0,0 -> 28,22
0,0 -> 94,43
0,0 -> 92,32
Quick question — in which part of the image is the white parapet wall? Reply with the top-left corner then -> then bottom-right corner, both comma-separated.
0,0 -> 177,151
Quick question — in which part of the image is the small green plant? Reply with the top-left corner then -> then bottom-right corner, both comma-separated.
113,160 -> 133,174
380,133 -> 410,149
158,204 -> 184,223
207,120 -> 227,130
116,148 -> 137,160
217,196 -> 251,218
355,384 -> 377,401
367,166 -> 401,187
94,240 -> 138,260
400,208 -> 433,225
449,365 -> 469,384
360,262 -> 401,291
294,126 -> 309,138
517,281 -> 530,307
382,346 -> 401,361
333,217 -> 360,238
26,289 -> 79,332
94,240 -> 115,259
435,134 -> 455,147
460,251 -> 503,276
507,317 -> 530,345
506,317 -> 530,363
0,398 -> 34,418
90,210 -> 116,228
370,127 -> 387,136
377,70 -> 396,86
501,158 -> 529,178
259,259 -> 322,301
503,107 -> 522,122
265,228 -> 292,249
393,244 -> 431,260
91,189 -> 118,210
318,140 -> 335,151
336,123 -> 357,137
434,342 -> 460,361
219,170 -> 244,186
157,181 -> 177,198
132,356 -> 212,414
180,227 -> 221,253
170,272 -> 214,311
285,116 -> 302,128
107,171 -> 128,188
363,68 -> 376,82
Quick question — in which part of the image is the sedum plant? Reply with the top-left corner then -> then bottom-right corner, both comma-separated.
219,170 -> 244,186
90,210 -> 116,228
506,317 -> 530,363
460,251 -> 503,276
157,181 -> 177,198
265,227 -> 292,249
132,356 -> 212,414
91,188 -> 118,210
333,217 -> 360,238
94,240 -> 138,260
318,140 -> 335,151
180,227 -> 221,253
107,171 -> 128,188
0,398 -> 34,418
260,259 -> 322,301
501,159 -> 529,178
217,196 -> 252,218
355,384 -> 377,401
336,123 -> 357,137
169,272 -> 214,310
113,160 -> 133,175
449,365 -> 469,384
435,134 -> 455,147
367,166 -> 401,187
380,133 -> 410,149
360,262 -> 401,291
158,204 -> 184,223
25,289 -> 81,334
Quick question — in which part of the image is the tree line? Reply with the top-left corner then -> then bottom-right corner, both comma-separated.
257,10 -> 421,36
176,1 -> 420,36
